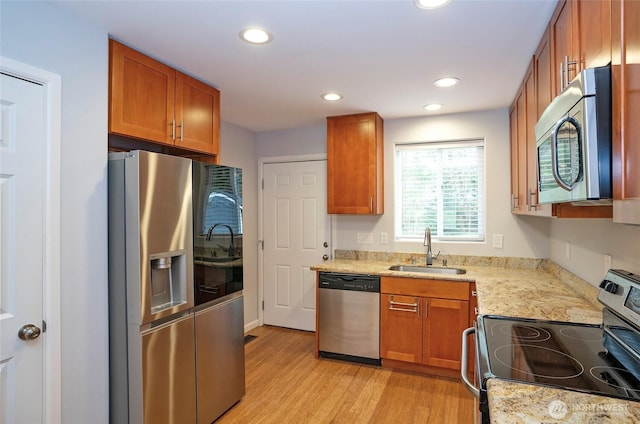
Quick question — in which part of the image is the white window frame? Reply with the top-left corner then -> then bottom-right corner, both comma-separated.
394,139 -> 486,242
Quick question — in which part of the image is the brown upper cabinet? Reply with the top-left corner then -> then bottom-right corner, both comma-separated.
109,39 -> 220,156
578,0 -> 612,69
509,60 -> 552,216
612,0 -> 640,224
535,28 -> 553,119
327,112 -> 384,214
510,0 -> 614,219
551,0 -> 580,96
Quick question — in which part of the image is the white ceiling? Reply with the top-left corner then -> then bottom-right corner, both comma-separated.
53,0 -> 558,132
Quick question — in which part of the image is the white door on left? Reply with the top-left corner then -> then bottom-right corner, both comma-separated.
0,72 -> 46,423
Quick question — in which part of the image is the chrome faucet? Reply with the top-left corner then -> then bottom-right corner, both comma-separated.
206,223 -> 235,257
423,226 -> 439,266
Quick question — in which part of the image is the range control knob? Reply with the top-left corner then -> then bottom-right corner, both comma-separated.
599,279 -> 610,289
605,282 -> 619,294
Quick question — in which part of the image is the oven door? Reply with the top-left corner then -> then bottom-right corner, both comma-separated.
462,327 -> 489,424
536,103 -> 586,204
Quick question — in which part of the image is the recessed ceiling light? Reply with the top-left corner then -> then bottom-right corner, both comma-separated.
424,103 -> 443,111
321,92 -> 343,101
414,0 -> 453,10
240,28 -> 272,44
434,77 -> 459,88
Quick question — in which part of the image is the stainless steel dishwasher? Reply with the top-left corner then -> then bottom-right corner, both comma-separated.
318,272 -> 381,365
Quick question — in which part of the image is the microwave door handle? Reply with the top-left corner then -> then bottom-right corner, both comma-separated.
551,117 -> 573,191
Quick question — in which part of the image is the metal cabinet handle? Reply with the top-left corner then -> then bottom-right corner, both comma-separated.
527,188 -> 533,211
511,193 -> 518,210
564,56 -> 577,90
461,327 -> 480,398
559,61 -> 564,92
389,295 -> 418,313
177,121 -> 184,141
169,118 -> 176,141
18,324 -> 42,341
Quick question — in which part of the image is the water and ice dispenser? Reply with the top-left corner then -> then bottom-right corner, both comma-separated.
149,250 -> 188,314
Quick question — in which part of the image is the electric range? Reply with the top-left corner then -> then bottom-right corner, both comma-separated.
462,269 -> 640,423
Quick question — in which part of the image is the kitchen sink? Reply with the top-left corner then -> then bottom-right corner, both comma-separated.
388,265 -> 466,275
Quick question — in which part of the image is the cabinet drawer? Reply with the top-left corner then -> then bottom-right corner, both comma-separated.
381,276 -> 469,300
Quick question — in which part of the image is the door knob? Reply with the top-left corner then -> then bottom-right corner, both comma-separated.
322,254 -> 329,260
18,324 -> 41,341
323,242 -> 328,248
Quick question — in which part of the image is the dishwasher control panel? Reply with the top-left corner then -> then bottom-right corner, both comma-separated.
318,272 -> 380,292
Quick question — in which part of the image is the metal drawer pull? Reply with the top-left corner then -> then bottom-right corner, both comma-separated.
389,300 -> 418,308
461,326 -> 480,398
389,305 -> 418,312
389,296 -> 418,313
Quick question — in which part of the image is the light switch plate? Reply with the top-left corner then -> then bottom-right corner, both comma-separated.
380,232 -> 388,244
357,232 -> 373,244
492,234 -> 504,249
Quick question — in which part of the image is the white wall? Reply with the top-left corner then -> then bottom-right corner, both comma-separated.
1,2 -> 109,422
257,109 -> 551,260
219,122 -> 259,328
549,219 -> 640,286
256,124 -> 326,158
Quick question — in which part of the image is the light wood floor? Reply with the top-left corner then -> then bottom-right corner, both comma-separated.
216,326 -> 475,423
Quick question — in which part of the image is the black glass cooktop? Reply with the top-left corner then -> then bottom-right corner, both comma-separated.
477,315 -> 640,401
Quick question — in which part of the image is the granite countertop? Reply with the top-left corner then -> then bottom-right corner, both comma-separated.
312,251 -> 639,423
312,255 -> 602,323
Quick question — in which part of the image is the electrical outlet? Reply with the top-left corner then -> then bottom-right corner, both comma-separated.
357,232 -> 373,244
380,232 -> 388,244
604,254 -> 612,273
492,234 -> 504,249
565,241 -> 571,259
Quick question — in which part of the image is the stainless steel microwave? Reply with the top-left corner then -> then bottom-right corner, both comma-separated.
535,65 -> 612,204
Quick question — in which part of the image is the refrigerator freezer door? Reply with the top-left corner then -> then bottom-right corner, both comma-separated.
141,314 -> 197,424
195,295 -> 245,423
123,151 -> 194,325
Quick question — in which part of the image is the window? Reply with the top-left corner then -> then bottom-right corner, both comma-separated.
395,140 -> 485,241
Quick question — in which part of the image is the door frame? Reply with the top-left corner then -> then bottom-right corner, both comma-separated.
257,154 -> 332,329
1,56 -> 62,424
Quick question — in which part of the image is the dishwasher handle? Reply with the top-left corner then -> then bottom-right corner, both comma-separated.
461,326 -> 480,399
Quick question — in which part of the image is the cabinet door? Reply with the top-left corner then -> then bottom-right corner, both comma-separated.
327,112 -> 383,214
535,27 -> 553,119
175,72 -> 220,155
380,294 -> 421,363
422,298 -> 469,370
578,0 -> 611,69
509,87 -> 526,214
612,0 -> 640,224
524,61 -> 552,216
109,40 -> 175,145
551,0 -> 579,96
509,102 -> 520,213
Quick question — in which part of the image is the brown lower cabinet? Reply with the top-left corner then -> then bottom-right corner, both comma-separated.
380,277 -> 470,374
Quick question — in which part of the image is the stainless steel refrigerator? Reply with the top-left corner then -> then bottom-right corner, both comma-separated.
108,151 -> 196,424
192,161 -> 245,423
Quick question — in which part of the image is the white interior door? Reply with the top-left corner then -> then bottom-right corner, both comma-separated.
263,160 -> 330,331
0,72 -> 46,423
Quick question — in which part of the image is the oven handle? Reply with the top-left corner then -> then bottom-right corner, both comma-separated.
461,326 -> 480,399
